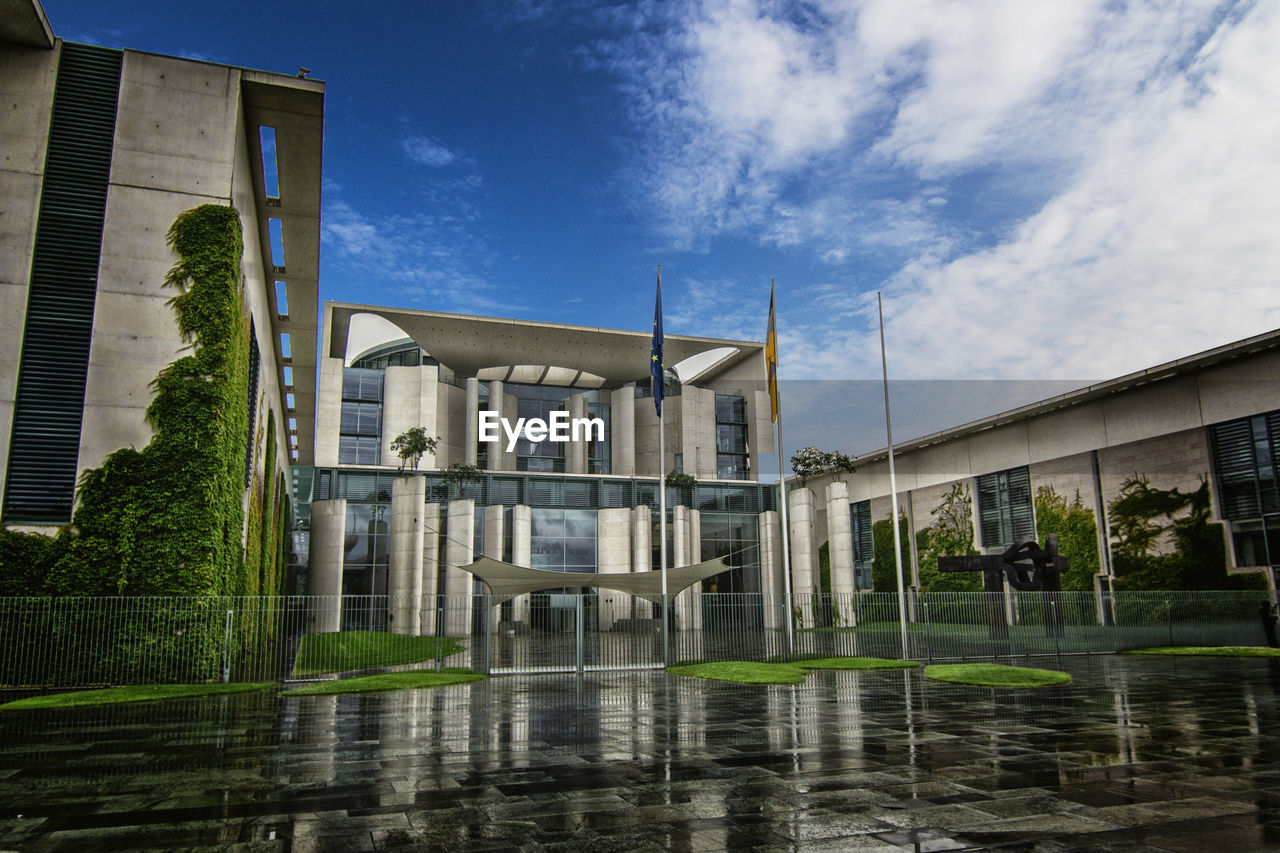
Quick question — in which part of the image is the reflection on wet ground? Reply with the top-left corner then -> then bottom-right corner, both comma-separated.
4,655 -> 1280,851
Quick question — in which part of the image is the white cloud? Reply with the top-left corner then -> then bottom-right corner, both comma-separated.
599,0 -> 1278,381
402,136 -> 465,168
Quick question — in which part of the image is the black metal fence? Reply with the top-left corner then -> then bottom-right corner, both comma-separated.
0,590 -> 1270,687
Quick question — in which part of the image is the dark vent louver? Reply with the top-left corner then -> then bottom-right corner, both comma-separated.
4,43 -> 122,523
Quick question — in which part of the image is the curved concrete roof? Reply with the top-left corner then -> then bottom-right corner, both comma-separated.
326,302 -> 763,385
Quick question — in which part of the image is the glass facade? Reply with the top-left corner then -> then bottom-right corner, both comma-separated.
715,394 -> 749,480
339,367 -> 383,465
530,508 -> 598,573
699,511 -> 761,594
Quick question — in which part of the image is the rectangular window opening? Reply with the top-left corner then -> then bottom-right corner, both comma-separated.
258,126 -> 280,199
268,218 -> 285,269
280,332 -> 291,360
274,280 -> 288,316
283,366 -> 294,387
286,392 -> 296,410
291,449 -> 299,461
288,417 -> 297,431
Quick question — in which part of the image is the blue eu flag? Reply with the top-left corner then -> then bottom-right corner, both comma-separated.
651,270 -> 663,417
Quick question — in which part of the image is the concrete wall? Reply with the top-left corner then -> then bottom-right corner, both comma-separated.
313,356 -> 342,468
80,52 -> 242,476
0,41 -> 58,510
443,499 -> 474,634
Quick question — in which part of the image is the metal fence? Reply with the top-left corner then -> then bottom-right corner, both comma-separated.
0,590 -> 1271,687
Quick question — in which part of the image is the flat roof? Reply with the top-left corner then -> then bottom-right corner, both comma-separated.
835,326 -> 1280,471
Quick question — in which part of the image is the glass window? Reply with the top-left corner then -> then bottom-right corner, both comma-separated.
714,394 -> 749,480
530,507 -> 597,573
976,466 -> 1034,548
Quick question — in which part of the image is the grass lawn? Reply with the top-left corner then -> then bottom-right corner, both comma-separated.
0,682 -> 273,711
281,669 -> 486,696
668,661 -> 809,684
924,663 -> 1070,687
1122,645 -> 1280,657
795,657 -> 920,670
292,631 -> 466,676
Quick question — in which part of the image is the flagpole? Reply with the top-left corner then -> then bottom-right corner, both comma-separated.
656,266 -> 669,667
878,292 -> 909,659
770,281 -> 795,657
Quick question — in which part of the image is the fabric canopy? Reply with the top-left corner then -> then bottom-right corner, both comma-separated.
457,555 -> 730,603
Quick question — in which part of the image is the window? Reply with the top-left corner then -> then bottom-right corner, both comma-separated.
588,401 -> 611,474
699,511 -> 761,594
530,508 -> 597,573
976,466 -> 1034,548
715,394 -> 749,480
850,500 -> 873,590
1211,411 -> 1280,567
339,368 -> 383,465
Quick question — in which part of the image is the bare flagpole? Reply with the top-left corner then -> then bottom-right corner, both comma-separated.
878,292 -> 909,659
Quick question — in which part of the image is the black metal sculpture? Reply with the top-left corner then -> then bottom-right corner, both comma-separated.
937,536 -> 1071,638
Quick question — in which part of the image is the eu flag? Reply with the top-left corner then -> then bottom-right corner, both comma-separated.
651,269 -> 663,417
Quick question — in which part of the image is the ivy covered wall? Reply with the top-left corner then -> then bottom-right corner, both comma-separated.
0,204 -> 288,597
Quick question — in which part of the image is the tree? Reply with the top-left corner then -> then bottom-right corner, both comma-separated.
390,427 -> 438,472
441,463 -> 483,496
790,446 -> 856,484
665,471 -> 696,491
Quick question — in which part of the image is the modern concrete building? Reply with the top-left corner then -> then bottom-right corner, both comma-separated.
0,0 -> 322,528
792,329 -> 1280,599
305,302 -> 784,633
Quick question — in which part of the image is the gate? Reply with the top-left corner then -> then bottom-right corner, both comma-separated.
485,592 -> 666,674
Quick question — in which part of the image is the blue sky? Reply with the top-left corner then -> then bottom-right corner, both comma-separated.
46,0 -> 1280,464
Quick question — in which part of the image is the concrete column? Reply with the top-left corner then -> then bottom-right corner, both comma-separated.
489,379 -> 518,472
312,358 -> 343,468
566,393 -> 588,474
686,509 -> 703,631
511,504 -> 532,625
422,503 -> 441,636
611,385 -> 636,476
483,504 -> 504,633
825,480 -> 855,625
444,499 -> 475,635
789,487 -> 817,629
464,377 -> 479,466
596,507 -> 632,632
672,506 -> 703,631
758,511 -> 784,630
632,505 -> 652,622
307,499 -> 346,633
388,477 -> 426,635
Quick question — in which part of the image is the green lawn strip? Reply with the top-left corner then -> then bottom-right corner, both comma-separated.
924,663 -> 1070,688
291,631 -> 466,676
795,657 -> 921,670
1121,646 -> 1280,657
667,661 -> 809,684
281,669 -> 486,696
0,682 -> 273,711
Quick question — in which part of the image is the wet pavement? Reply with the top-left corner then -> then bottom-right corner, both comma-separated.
3,655 -> 1280,851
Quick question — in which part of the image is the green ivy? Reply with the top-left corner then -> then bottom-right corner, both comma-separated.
1033,486 -> 1099,592
1108,475 -> 1265,591
0,205 -> 268,600
871,513 -> 912,593
916,483 -> 982,592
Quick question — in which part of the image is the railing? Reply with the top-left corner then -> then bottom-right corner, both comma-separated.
0,590 -> 1270,687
